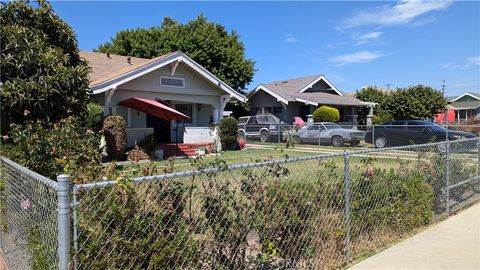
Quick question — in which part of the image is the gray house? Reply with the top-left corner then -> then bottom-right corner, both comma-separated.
448,92 -> 480,123
248,74 -> 372,125
80,51 -> 246,149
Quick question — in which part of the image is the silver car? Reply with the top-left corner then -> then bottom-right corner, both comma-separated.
284,122 -> 365,147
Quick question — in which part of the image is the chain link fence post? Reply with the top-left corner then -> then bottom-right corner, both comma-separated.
478,136 -> 480,176
57,174 -> 71,270
445,141 -> 450,215
343,151 -> 352,262
372,125 -> 375,148
72,187 -> 79,270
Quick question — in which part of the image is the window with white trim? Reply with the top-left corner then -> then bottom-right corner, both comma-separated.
160,76 -> 185,88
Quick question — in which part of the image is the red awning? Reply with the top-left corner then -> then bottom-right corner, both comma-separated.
119,97 -> 189,121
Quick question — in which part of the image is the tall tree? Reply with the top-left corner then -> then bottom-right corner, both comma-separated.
0,0 -> 91,131
355,86 -> 392,124
96,15 -> 255,92
385,85 -> 446,120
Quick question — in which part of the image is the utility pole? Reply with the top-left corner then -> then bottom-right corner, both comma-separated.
441,80 -> 446,97
385,83 -> 393,90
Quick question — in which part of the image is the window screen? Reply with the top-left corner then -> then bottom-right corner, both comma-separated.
160,77 -> 185,88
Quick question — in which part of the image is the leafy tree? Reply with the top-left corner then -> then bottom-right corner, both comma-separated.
96,15 -> 255,92
385,85 -> 446,120
355,85 -> 446,123
0,0 -> 91,132
355,87 -> 391,125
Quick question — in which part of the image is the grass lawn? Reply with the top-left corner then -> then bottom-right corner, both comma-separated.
119,147 -> 316,176
246,140 -> 371,151
117,143 -> 420,178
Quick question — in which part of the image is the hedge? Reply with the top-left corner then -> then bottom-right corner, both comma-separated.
312,106 -> 340,122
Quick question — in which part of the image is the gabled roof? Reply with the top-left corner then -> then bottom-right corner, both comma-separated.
80,51 -> 247,102
450,92 -> 480,102
450,100 -> 480,109
250,74 -> 367,106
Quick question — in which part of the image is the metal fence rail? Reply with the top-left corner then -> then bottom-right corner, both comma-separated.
71,138 -> 480,270
1,138 -> 480,270
0,157 -> 60,270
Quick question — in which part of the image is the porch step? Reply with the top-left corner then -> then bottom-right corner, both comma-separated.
156,143 -> 199,158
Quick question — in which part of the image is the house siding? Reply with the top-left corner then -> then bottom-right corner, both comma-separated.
249,90 -> 287,121
115,63 -> 223,108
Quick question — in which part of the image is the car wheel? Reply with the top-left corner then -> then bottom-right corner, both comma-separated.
331,136 -> 344,147
350,140 -> 360,147
292,135 -> 302,144
374,136 -> 387,148
260,131 -> 270,142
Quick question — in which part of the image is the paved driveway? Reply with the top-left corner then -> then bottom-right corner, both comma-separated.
349,203 -> 480,270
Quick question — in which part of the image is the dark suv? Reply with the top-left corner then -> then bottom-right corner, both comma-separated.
238,114 -> 285,142
365,120 -> 476,148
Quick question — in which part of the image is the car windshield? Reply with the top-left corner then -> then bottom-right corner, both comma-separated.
323,123 -> 342,129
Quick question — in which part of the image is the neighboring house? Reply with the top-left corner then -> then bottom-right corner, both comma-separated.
80,51 -> 247,150
248,74 -> 373,126
447,92 -> 480,123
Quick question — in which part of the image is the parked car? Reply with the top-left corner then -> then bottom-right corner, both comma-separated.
365,120 -> 476,148
237,114 -> 286,142
284,122 -> 365,147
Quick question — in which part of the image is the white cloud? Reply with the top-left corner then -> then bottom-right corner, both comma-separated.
469,56 -> 480,65
352,31 -> 382,45
284,34 -> 299,43
441,57 -> 480,69
340,0 -> 452,29
329,51 -> 389,66
441,63 -> 469,69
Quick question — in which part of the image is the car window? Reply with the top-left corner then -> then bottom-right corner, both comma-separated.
308,125 -> 319,131
268,115 -> 280,123
407,122 -> 426,131
257,115 -> 270,123
238,117 -> 248,124
389,121 -> 405,129
323,123 -> 342,129
247,117 -> 257,125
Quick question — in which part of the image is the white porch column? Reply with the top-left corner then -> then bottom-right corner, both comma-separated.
213,94 -> 231,124
366,104 -> 374,127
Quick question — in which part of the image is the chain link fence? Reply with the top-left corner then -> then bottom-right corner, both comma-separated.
240,122 -> 480,151
0,157 -> 59,270
71,138 -> 480,270
1,138 -> 479,269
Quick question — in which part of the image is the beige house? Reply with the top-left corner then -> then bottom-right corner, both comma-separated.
80,51 -> 246,150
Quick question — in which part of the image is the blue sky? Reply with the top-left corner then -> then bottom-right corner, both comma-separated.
52,1 -> 480,96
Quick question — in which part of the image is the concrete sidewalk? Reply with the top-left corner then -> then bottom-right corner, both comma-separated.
349,203 -> 480,270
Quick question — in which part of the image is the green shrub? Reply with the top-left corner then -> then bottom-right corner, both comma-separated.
350,169 -> 433,237
103,115 -> 127,161
372,111 -> 394,124
312,106 -> 340,122
77,178 -> 199,269
219,117 -> 238,150
139,134 -> 155,157
2,117 -> 101,181
86,103 -> 104,131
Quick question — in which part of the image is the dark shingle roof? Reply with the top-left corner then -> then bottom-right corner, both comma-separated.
256,74 -> 366,106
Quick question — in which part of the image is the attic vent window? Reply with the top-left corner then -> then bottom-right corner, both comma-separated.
160,76 -> 185,88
